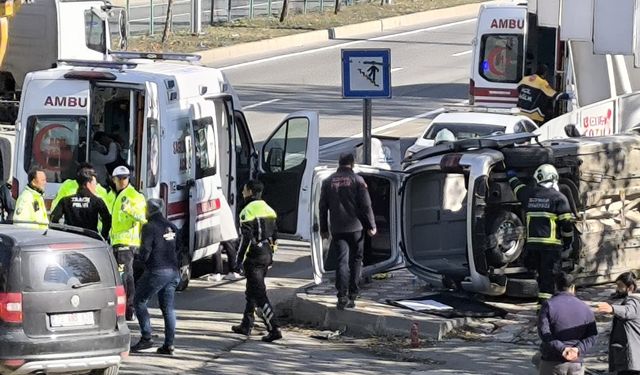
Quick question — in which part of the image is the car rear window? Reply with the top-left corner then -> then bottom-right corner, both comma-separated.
21,247 -> 115,292
424,123 -> 507,140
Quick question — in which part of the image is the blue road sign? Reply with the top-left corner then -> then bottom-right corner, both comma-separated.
342,49 -> 391,98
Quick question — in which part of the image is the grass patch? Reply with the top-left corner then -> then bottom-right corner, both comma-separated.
127,0 -> 481,52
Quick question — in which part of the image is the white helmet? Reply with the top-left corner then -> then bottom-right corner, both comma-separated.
434,129 -> 456,145
534,164 -> 559,184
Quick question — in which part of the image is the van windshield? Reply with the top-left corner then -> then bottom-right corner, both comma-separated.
24,115 -> 88,183
21,247 -> 115,292
479,34 -> 524,83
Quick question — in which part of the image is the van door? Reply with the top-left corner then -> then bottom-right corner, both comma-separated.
139,82 -> 160,198
259,111 -> 319,241
310,165 -> 402,284
186,98 -> 236,261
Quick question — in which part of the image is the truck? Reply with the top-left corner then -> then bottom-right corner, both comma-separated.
0,0 -> 127,124
469,0 -> 640,139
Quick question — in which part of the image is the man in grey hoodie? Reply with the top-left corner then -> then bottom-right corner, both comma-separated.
597,272 -> 640,375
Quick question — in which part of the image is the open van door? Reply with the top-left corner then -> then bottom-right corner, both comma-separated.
259,111 -> 319,241
310,165 -> 403,284
139,82 -> 160,198
186,98 -> 237,261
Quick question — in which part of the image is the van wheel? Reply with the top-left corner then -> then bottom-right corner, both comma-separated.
91,365 -> 119,375
486,211 -> 525,267
505,278 -> 538,299
501,146 -> 553,168
176,264 -> 191,291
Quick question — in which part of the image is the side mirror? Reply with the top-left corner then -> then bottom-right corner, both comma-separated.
564,124 -> 581,138
266,147 -> 284,172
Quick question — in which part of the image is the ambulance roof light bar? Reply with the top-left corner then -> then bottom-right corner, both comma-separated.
110,51 -> 202,63
58,59 -> 137,71
443,104 -> 520,115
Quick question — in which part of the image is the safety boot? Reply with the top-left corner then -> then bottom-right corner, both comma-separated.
262,328 -> 282,342
336,297 -> 348,310
231,325 -> 252,336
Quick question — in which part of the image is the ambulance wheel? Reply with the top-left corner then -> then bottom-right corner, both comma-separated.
501,146 -> 553,168
486,210 -> 525,267
177,264 -> 191,291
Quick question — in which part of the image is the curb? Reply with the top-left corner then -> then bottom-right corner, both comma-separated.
288,292 -> 468,340
198,2 -> 482,65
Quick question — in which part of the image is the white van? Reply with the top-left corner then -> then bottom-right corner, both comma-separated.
10,53 -> 319,287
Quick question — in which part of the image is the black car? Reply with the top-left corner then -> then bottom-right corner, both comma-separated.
0,224 -> 130,375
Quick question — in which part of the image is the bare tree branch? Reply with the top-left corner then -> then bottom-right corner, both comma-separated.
162,0 -> 174,44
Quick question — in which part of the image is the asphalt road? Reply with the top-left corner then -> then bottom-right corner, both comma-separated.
217,15 -> 476,160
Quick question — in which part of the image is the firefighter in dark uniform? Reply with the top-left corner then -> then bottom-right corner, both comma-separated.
517,64 -> 570,125
50,166 -> 111,239
508,164 -> 575,302
231,180 -> 282,343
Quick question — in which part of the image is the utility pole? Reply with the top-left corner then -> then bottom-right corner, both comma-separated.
191,0 -> 202,34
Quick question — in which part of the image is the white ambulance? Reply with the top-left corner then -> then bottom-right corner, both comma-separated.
10,53 -> 319,288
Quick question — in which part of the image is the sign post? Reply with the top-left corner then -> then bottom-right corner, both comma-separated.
341,49 -> 391,165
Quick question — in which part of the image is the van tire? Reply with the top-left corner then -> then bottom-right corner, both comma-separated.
91,365 -> 119,375
486,210 -> 525,267
176,264 -> 191,291
505,278 -> 538,299
501,147 -> 553,168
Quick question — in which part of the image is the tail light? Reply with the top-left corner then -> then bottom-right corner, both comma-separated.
10,177 -> 18,200
2,359 -> 25,369
469,79 -> 475,105
115,286 -> 126,317
440,153 -> 464,173
0,293 -> 22,323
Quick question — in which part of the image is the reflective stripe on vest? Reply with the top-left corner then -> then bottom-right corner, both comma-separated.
110,185 -> 146,247
526,211 -> 561,246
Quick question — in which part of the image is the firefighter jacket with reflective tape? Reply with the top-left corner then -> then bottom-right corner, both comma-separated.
14,185 -> 48,229
517,74 -> 559,123
237,199 -> 278,264
109,184 -> 147,247
510,177 -> 574,248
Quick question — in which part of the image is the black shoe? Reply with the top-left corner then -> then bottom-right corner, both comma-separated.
262,329 -> 282,342
130,338 -> 153,352
337,297 -> 348,310
231,325 -> 252,336
156,345 -> 175,355
346,299 -> 356,309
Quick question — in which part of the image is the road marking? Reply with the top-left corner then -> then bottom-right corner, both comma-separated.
220,18 -> 476,70
243,98 -> 281,109
391,67 -> 404,73
452,49 -> 472,57
318,107 -> 445,151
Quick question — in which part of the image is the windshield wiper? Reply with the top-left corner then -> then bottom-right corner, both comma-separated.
71,281 -> 101,289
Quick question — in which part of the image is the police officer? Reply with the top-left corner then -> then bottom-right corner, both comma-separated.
109,166 -> 147,321
517,64 -> 570,125
508,164 -> 574,302
131,199 -> 181,355
14,168 -> 48,229
50,167 -> 111,239
319,153 -> 376,310
51,163 -> 109,212
231,180 -> 282,343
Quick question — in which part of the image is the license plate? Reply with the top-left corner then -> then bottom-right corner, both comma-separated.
50,312 -> 94,328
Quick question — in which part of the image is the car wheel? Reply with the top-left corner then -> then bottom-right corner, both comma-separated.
91,365 -> 119,375
501,146 -> 553,168
486,211 -> 525,267
176,264 -> 191,291
505,278 -> 538,299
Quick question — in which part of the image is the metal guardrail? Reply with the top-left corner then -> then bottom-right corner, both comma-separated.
125,0 -> 364,36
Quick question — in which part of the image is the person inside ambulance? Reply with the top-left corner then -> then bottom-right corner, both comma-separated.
517,64 -> 571,125
507,164 -> 575,303
91,131 -> 120,186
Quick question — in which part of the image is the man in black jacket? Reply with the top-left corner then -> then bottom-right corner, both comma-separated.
50,167 -> 111,239
131,199 -> 181,355
537,272 -> 597,374
319,153 -> 376,310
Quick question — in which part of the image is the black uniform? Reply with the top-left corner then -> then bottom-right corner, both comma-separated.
510,177 -> 574,299
319,167 -> 376,302
235,198 -> 279,336
50,187 -> 112,239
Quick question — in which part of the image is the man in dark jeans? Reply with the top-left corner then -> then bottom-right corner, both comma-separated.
131,199 -> 181,355
319,153 -> 376,310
